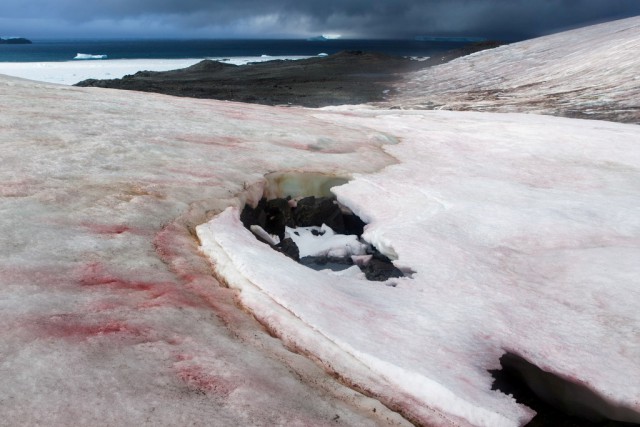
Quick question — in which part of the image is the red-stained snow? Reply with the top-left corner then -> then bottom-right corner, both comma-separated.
35,314 -> 147,342
0,71 -> 403,426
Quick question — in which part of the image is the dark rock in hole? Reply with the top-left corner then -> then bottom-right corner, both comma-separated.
241,198 -> 267,230
275,238 -> 300,261
241,197 -> 292,241
343,213 -> 366,237
241,195 -> 407,282
265,197 -> 295,241
300,256 -> 354,272
360,250 -> 404,281
490,353 -> 637,426
293,196 -> 345,233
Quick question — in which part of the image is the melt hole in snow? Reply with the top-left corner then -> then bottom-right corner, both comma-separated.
240,173 -> 409,282
490,353 -> 640,426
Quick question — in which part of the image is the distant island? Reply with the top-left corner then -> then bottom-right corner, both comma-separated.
0,37 -> 32,44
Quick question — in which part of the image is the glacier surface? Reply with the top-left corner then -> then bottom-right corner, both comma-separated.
1,16 -> 639,427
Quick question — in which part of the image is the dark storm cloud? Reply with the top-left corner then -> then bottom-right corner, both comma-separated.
2,0 -> 639,39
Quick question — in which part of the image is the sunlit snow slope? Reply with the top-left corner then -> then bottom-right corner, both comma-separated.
393,16 -> 640,123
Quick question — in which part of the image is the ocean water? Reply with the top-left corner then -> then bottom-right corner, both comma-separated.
0,39 -> 470,62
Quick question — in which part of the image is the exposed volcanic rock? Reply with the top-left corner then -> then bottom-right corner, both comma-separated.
74,45 -> 500,107
241,197 -> 296,241
75,51 -> 427,107
299,255 -> 354,271
241,196 -> 364,241
241,196 -> 403,281
293,196 -> 346,233
275,238 -> 300,261
360,251 -> 404,281
240,198 -> 268,232
265,198 -> 295,241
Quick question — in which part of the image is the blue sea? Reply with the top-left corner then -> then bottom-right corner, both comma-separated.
0,39 -> 472,62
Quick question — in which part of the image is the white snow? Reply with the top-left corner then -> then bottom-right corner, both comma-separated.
0,55 -> 311,85
325,265 -> 365,279
1,16 -> 639,427
250,225 -> 280,246
393,16 -> 640,123
285,224 -> 368,258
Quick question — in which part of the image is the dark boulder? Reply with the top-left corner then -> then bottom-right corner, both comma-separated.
293,196 -> 345,233
275,238 -> 300,261
360,251 -> 404,281
265,198 -> 295,240
343,212 -> 366,236
240,199 -> 267,230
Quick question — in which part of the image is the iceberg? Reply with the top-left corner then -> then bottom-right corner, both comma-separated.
74,53 -> 108,60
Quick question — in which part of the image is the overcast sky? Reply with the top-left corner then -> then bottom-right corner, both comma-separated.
1,0 -> 639,40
